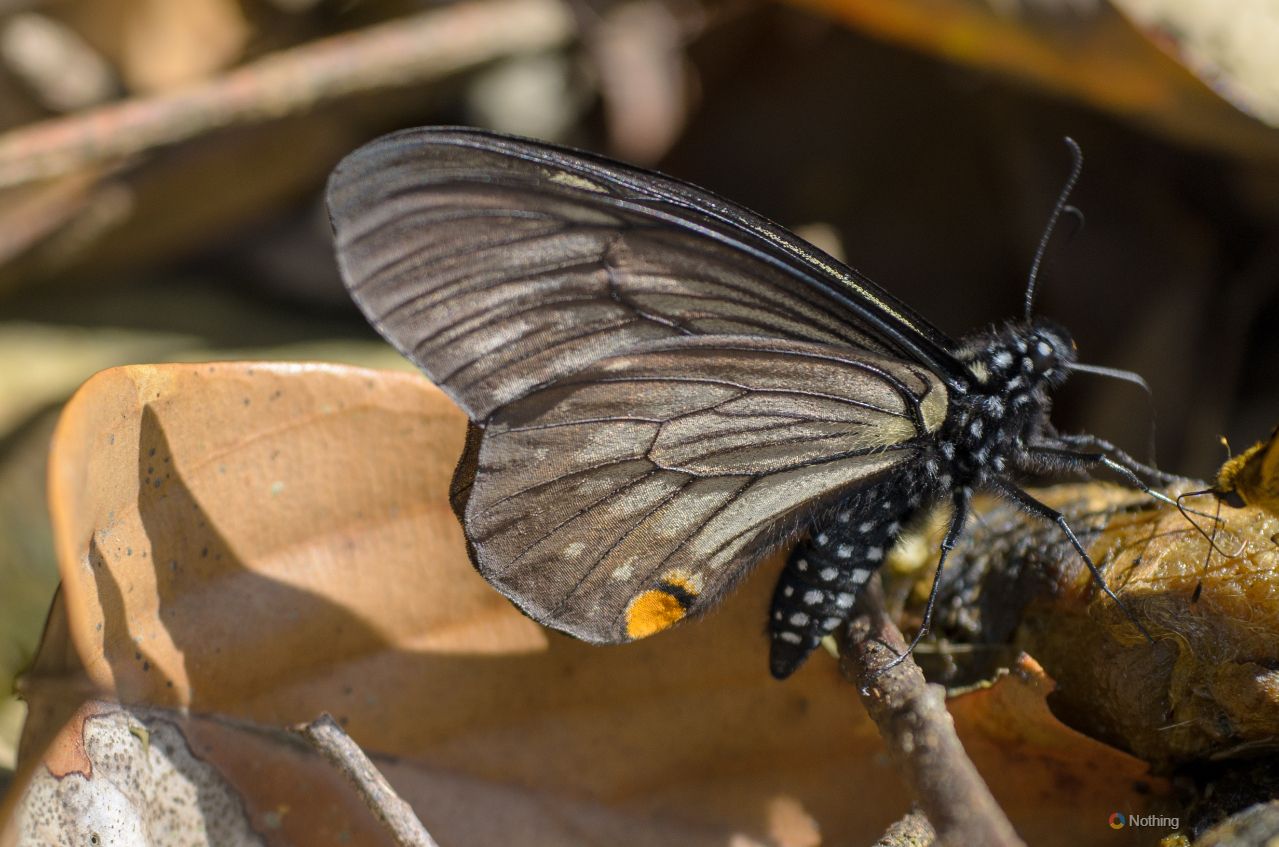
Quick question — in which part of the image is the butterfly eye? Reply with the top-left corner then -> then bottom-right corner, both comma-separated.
1030,338 -> 1057,372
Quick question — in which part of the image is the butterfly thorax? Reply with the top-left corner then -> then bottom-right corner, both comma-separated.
933,322 -> 1076,489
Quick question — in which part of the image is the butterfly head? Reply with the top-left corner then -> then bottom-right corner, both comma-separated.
959,321 -> 1076,391
1024,321 -> 1077,386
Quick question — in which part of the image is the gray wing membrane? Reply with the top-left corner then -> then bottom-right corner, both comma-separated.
459,336 -> 945,642
341,128 -> 967,383
330,136 -> 954,422
327,129 -> 952,644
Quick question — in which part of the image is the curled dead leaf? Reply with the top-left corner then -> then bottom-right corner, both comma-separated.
784,0 -> 1279,162
5,361 -> 1171,844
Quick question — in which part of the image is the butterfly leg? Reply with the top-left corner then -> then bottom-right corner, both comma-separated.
883,488 -> 971,670
1026,444 -> 1220,529
768,484 -> 915,680
1041,433 -> 1183,486
1029,442 -> 1227,553
990,479 -> 1154,642
1027,444 -> 1180,506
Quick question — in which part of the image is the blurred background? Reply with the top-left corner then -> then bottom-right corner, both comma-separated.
1,0 -> 1277,789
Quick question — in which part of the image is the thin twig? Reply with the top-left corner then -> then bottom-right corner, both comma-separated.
874,808 -> 936,847
295,713 -> 440,847
0,0 -> 574,189
839,578 -> 1024,847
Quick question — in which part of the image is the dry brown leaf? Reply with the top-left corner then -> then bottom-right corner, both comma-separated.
60,0 -> 251,93
1114,0 -> 1279,128
784,0 -> 1279,163
38,362 -> 903,843
0,14 -> 117,112
950,654 -> 1175,829
12,590 -> 94,777
8,361 -> 1171,844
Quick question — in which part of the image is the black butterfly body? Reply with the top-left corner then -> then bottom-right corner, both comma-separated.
328,127 -> 1164,679
766,325 -> 1078,675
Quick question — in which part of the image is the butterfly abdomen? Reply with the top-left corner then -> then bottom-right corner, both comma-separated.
768,475 -> 922,678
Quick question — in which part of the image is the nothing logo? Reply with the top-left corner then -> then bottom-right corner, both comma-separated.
1106,811 -> 1179,831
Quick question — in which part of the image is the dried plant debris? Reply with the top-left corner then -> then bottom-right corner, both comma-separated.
0,13 -> 118,112
1196,800 -> 1279,846
911,479 -> 1279,769
1182,761 -> 1279,841
15,704 -> 262,847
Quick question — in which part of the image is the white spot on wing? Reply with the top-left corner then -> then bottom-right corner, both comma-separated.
547,169 -> 608,193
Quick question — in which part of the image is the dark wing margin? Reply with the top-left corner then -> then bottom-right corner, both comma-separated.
452,336 -> 946,643
327,127 -> 971,424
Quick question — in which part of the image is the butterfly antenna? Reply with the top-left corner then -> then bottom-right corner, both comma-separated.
1067,360 -> 1161,466
1067,361 -> 1151,393
1029,205 -> 1084,307
1025,137 -> 1084,321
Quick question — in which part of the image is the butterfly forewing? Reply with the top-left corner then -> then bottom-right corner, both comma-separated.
328,128 -> 968,423
327,127 -> 953,645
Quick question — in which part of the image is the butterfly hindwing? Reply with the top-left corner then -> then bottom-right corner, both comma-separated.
453,335 -> 946,642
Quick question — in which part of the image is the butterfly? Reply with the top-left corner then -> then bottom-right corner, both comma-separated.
327,127 -> 1177,679
1213,427 -> 1279,512
1175,427 -> 1279,599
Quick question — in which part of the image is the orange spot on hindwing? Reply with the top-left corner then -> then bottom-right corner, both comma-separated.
624,570 -> 702,639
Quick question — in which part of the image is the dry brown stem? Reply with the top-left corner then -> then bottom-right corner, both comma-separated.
0,0 -> 573,189
840,579 -> 1024,847
295,713 -> 440,847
